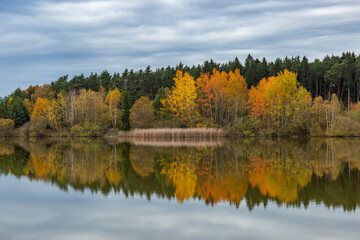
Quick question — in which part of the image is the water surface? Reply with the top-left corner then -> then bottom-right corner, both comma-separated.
0,138 -> 359,239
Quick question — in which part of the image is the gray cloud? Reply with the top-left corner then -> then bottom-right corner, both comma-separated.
0,0 -> 359,96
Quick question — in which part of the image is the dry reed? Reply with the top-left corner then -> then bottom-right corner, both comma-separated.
118,128 -> 225,140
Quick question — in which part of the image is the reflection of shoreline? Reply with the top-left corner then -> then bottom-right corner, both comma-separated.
117,138 -> 225,147
117,128 -> 225,147
118,128 -> 225,138
1,138 -> 360,211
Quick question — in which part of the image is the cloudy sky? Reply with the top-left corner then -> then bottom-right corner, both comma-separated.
1,0 -> 360,96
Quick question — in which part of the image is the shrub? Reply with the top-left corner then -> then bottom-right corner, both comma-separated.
326,115 -> 360,137
70,122 -> 103,137
16,122 -> 30,137
29,116 -> 47,137
103,128 -> 119,138
0,118 -> 15,136
230,116 -> 261,137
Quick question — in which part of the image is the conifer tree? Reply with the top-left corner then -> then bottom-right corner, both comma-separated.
121,91 -> 131,131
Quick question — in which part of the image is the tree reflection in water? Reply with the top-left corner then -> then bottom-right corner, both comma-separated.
0,138 -> 360,211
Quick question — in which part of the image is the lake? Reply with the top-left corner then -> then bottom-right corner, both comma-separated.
0,138 -> 359,239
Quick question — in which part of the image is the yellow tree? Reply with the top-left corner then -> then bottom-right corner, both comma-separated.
23,98 -> 33,116
292,86 -> 312,127
48,92 -> 68,128
163,70 -> 198,127
226,69 -> 248,122
265,70 -> 298,128
310,96 -> 326,131
130,97 -> 154,128
76,89 -> 94,123
105,88 -> 121,128
31,97 -> 57,130
76,88 -> 110,126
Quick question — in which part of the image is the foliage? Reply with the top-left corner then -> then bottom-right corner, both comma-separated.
8,98 -> 30,126
0,97 -> 7,118
130,97 -> 154,128
153,87 -> 165,118
30,84 -> 55,102
75,87 -> 110,127
70,122 -> 103,137
0,118 -> 15,136
105,88 -> 121,129
197,68 -> 247,125
2,52 -> 360,137
120,91 -> 131,131
1,138 -> 360,211
162,70 -> 198,127
230,116 -> 261,137
247,70 -> 312,136
29,116 -> 47,137
31,97 -> 57,130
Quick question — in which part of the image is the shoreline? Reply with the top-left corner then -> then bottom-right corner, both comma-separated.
2,127 -> 360,139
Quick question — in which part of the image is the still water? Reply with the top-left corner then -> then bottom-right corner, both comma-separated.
0,138 -> 360,239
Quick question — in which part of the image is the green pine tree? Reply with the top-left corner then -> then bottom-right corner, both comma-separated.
153,87 -> 165,118
8,98 -> 29,126
121,91 -> 131,131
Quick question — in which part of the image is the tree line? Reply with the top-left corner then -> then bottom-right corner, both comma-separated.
0,51 -> 360,136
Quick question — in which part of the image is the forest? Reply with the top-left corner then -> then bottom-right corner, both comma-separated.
0,51 -> 360,137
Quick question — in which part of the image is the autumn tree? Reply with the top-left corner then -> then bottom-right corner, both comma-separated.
105,88 -> 121,128
23,98 -> 33,116
0,118 -> 15,136
196,69 -> 226,125
247,77 -> 269,119
31,84 -> 55,103
310,96 -> 327,133
130,97 -> 154,128
247,70 -> 312,135
197,68 -> 247,126
76,88 -> 110,127
31,97 -> 57,130
225,69 -> 248,123
53,92 -> 67,127
163,70 -> 198,127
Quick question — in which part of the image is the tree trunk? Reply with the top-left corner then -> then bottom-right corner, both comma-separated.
348,86 -> 350,111
340,85 -> 344,101
320,79 -> 322,98
357,79 -> 360,103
